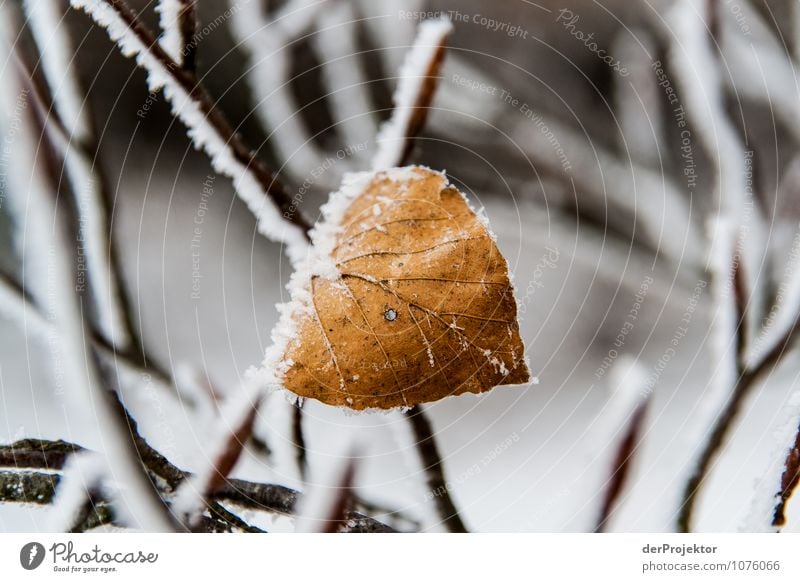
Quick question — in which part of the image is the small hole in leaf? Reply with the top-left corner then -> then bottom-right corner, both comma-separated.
384,308 -> 397,322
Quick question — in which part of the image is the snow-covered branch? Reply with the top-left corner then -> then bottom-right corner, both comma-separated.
172,385 -> 264,524
594,358 -> 652,532
0,437 -> 396,532
311,1 -> 378,158
372,17 -> 453,170
24,0 -> 139,353
156,0 -> 197,70
227,0 -> 349,190
69,0 -> 312,263
294,446 -> 359,532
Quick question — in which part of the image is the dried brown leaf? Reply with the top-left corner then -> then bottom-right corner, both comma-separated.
276,166 -> 530,410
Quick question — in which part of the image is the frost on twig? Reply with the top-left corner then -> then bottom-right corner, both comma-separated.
0,434 -> 397,532
294,443 -> 359,533
2,4 -> 173,530
45,452 -> 106,532
372,17 -> 452,170
772,421 -> 800,529
24,0 -> 138,353
69,0 -> 311,263
662,0 -> 790,532
311,1 -> 378,160
156,0 -> 197,71
593,357 -> 652,532
172,385 -> 263,525
227,0 -> 349,190
740,391 -> 800,532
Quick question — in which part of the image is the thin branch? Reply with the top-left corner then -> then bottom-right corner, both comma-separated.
773,420 -> 800,528
404,406 -> 468,533
678,317 -> 800,531
372,17 -> 452,170
24,0 -> 140,353
206,500 -> 266,533
294,451 -> 358,533
227,0 -> 349,191
1,22 -> 176,531
292,403 -> 308,481
172,386 -> 263,524
311,1 -> 378,155
69,0 -> 312,259
0,437 -> 396,532
1,259 -> 174,393
156,0 -> 197,71
595,402 -> 650,532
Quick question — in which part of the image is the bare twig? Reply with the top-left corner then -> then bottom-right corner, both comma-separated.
772,420 -> 800,527
0,437 -> 396,532
291,403 -> 308,481
595,401 -> 650,533
1,25 -> 176,531
227,0 -> 350,191
172,387 -> 263,524
294,451 -> 358,533
7,48 -> 175,390
678,318 -> 800,531
404,406 -> 468,532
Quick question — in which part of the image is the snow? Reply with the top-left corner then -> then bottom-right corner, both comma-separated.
43,124 -> 132,350
227,0 -> 351,191
740,391 -> 800,532
372,17 -> 453,170
0,277 -> 51,345
172,382 -> 263,521
311,2 -> 377,157
156,0 -> 191,66
46,452 -> 105,532
595,356 -> 649,451
70,0 -> 310,265
22,0 -> 91,143
293,438 -> 358,533
665,0 -> 749,225
750,226 -> 800,368
612,30 -> 662,167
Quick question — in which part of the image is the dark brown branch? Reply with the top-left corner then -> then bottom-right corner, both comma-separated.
404,406 -> 468,532
0,439 -> 83,471
69,497 -> 115,532
396,41 -> 449,167
12,49 -> 174,391
2,415 -> 396,532
773,420 -> 800,528
595,400 -> 651,533
17,31 -> 152,372
159,0 -> 198,72
206,500 -> 265,533
0,440 -> 394,533
678,318 -> 800,531
72,0 -> 312,235
0,470 -> 59,505
292,404 -> 308,481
